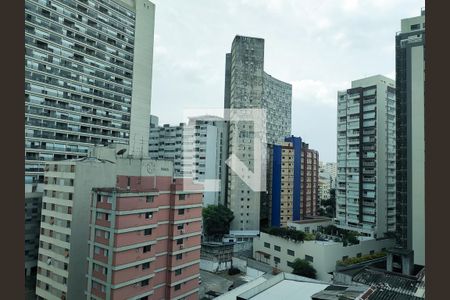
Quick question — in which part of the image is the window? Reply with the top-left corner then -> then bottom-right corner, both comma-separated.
176,254 -> 183,260
143,245 -> 151,253
144,228 -> 152,236
179,194 -> 185,200
274,256 -> 280,263
264,242 -> 270,249
274,245 -> 281,252
357,253 -> 362,258
141,279 -> 149,286
178,209 -> 185,215
176,239 -> 183,245
305,255 -> 314,262
175,269 -> 182,276
287,249 -> 295,256
177,224 -> 184,230
145,212 -> 153,219
97,195 -> 102,202
174,284 -> 181,291
342,256 -> 349,261
142,262 -> 150,270
411,23 -> 420,30
370,250 -> 375,255
287,261 -> 294,268
146,195 -> 154,203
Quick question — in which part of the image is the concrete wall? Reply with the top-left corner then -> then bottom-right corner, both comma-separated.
200,259 -> 232,273
128,0 -> 155,157
253,232 -> 395,282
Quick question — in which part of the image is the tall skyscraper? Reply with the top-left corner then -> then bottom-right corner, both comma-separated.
395,9 -> 425,267
25,0 -> 155,184
25,0 -> 155,287
336,75 -> 396,238
224,35 -> 292,232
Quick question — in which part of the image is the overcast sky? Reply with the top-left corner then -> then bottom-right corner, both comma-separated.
149,0 -> 424,162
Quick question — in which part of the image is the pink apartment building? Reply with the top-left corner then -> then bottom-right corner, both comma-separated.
86,176 -> 203,300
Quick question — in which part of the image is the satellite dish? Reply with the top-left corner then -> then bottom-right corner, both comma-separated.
117,148 -> 127,156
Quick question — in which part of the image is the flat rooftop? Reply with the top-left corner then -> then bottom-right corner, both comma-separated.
249,279 -> 329,300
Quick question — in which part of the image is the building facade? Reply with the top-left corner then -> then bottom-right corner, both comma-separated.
318,162 -> 336,206
25,0 -> 155,286
253,232 -> 395,281
36,144 -> 202,300
270,137 -> 301,227
395,9 -> 425,267
86,178 -> 202,300
25,184 -> 43,278
148,115 -> 227,206
270,137 -> 319,227
25,0 -> 155,184
224,35 -> 292,232
336,75 -> 396,238
301,142 -> 319,217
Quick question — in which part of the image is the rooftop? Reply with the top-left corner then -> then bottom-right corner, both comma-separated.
217,273 -> 331,300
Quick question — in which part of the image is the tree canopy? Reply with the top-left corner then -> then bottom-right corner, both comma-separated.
263,227 -> 305,243
202,204 -> 234,238
291,258 -> 317,279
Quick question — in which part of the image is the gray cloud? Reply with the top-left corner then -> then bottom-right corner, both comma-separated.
149,0 -> 424,162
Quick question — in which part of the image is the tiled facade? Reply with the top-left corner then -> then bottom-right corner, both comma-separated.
86,177 -> 202,300
25,0 -> 154,183
224,35 -> 292,232
270,137 -> 319,227
36,144 -> 202,300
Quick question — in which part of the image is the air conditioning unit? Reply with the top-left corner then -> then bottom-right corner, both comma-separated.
180,245 -> 184,249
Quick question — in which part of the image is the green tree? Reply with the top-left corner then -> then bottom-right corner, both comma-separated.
291,258 -> 317,279
202,204 -> 234,238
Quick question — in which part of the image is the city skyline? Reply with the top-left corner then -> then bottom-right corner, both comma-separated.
150,0 -> 424,162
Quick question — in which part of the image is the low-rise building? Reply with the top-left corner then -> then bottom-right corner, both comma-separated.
253,232 -> 395,281
270,136 -> 319,227
215,272 -> 368,300
287,217 -> 333,234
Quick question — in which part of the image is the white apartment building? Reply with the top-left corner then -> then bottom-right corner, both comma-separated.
336,75 -> 396,238
148,115 -> 227,206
